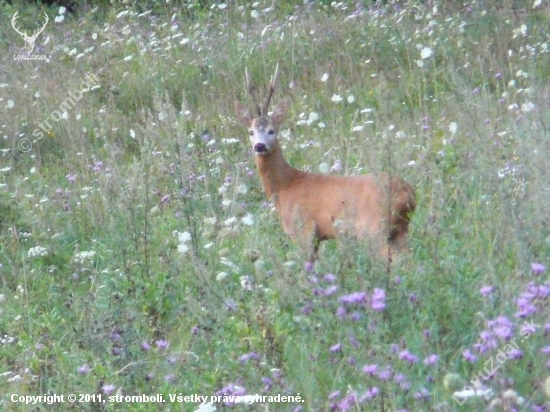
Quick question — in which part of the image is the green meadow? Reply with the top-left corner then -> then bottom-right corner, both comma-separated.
1,0 -> 550,410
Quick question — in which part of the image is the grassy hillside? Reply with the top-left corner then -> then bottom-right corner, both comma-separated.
1,0 -> 550,410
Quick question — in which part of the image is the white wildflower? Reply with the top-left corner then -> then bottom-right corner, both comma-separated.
520,24 -> 527,36
6,100 -> 14,109
331,94 -> 343,103
420,47 -> 433,59
241,215 -> 254,226
347,95 -> 355,103
54,15 -> 64,23
224,217 -> 237,226
306,112 -> 319,125
216,272 -> 228,282
321,73 -> 329,82
28,246 -> 48,258
194,402 -> 216,412
449,122 -> 458,135
521,102 -> 535,112
73,250 -> 96,264
178,231 -> 192,243
240,275 -> 253,291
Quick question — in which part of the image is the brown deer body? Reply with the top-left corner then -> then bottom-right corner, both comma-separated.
235,68 -> 415,262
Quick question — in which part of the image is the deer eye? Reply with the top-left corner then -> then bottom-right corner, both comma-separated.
249,131 -> 254,136
268,130 -> 275,135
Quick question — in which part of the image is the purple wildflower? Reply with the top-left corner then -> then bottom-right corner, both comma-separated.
488,316 -> 514,340
339,292 -> 367,305
338,393 -> 356,411
414,388 -> 430,401
362,364 -> 378,375
399,349 -> 418,364
508,349 -> 523,359
376,368 -> 392,381
371,296 -> 386,311
261,377 -> 272,391
77,364 -> 91,374
463,348 -> 478,363
323,285 -> 339,296
423,354 -> 439,366
141,341 -> 151,351
372,288 -> 386,300
324,273 -> 337,283
351,312 -> 362,321
102,384 -> 116,394
328,391 -> 340,400
531,262 -> 547,274
304,261 -> 314,272
239,352 -> 260,364
480,285 -> 494,296
155,340 -> 169,350
330,343 -> 342,353
336,306 -> 347,319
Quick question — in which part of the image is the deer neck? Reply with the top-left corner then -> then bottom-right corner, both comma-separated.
254,143 -> 302,199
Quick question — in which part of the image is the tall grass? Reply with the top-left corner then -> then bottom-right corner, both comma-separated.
1,0 -> 550,410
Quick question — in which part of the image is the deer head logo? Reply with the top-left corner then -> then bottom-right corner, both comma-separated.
11,11 -> 49,54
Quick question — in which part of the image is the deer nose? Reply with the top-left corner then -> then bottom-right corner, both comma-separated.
254,143 -> 267,153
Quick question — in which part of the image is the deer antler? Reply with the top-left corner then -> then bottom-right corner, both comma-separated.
33,13 -> 49,38
245,67 -> 262,117
262,63 -> 279,116
11,11 -> 26,37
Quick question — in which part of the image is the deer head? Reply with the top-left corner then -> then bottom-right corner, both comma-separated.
12,11 -> 49,53
235,64 -> 291,156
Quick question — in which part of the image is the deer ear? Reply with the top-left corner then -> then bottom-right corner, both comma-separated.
234,101 -> 254,127
271,98 -> 291,127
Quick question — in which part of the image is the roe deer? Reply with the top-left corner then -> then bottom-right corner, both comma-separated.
234,65 -> 416,262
